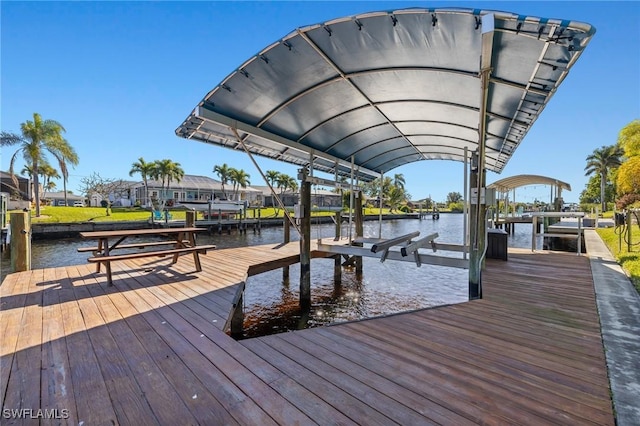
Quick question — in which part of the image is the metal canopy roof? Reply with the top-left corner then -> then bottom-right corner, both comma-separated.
488,174 -> 571,192
176,7 -> 594,182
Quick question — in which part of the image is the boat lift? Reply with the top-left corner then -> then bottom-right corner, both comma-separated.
317,231 -> 468,269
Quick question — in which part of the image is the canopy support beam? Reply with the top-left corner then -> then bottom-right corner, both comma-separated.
469,13 -> 495,301
231,128 -> 300,235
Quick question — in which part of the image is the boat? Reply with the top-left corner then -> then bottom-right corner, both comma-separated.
176,200 -> 245,212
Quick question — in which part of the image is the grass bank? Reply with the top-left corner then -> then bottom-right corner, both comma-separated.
596,225 -> 640,294
24,206 -> 169,223
13,206 -> 415,224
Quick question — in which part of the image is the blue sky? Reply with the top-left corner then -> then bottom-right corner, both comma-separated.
2,1 -> 638,204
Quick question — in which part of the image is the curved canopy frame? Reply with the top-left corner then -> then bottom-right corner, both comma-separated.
488,174 -> 571,192
176,7 -> 594,182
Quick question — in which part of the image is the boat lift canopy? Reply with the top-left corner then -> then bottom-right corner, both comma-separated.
176,7 -> 595,181
175,7 -> 594,300
488,174 -> 571,193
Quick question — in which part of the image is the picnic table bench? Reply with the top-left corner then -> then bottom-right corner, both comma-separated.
78,227 -> 215,286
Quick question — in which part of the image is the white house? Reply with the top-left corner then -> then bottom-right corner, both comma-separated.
88,180 -> 139,207
131,174 -> 262,207
253,186 -> 342,209
42,191 -> 86,206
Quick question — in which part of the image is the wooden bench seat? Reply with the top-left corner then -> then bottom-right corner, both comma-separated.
87,245 -> 216,263
88,244 -> 216,285
78,240 -> 190,252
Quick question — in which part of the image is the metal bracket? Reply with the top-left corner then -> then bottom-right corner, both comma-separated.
400,232 -> 439,257
371,231 -> 420,254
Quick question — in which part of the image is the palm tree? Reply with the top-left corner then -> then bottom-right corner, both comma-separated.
44,181 -> 57,193
265,170 -> 280,187
585,145 -> 624,212
276,173 -> 298,195
286,176 -> 299,193
39,163 -> 60,201
19,164 -> 37,203
269,172 -> 298,215
387,186 -> 405,212
0,113 -> 77,216
129,157 -> 155,207
152,159 -> 184,207
393,173 -> 406,191
50,147 -> 78,207
229,168 -> 251,201
213,163 -> 232,199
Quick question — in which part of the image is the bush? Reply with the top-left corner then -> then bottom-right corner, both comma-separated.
100,200 -> 108,208
399,205 -> 412,213
448,202 -> 464,212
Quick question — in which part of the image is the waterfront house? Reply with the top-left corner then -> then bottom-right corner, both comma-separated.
0,171 -> 31,209
254,186 -> 342,209
88,180 -> 139,207
132,174 -> 262,207
42,191 -> 86,206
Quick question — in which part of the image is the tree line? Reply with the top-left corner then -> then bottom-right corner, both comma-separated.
581,119 -> 640,211
3,113 -> 462,217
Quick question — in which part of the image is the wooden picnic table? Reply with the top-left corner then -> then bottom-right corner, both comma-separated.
78,227 -> 215,285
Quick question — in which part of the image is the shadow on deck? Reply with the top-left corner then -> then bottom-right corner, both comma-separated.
0,243 -> 615,424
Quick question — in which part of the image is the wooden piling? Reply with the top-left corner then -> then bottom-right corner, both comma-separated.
230,291 -> 244,338
300,179 -> 312,309
185,210 -> 196,227
334,211 -> 342,283
468,152 -> 486,300
283,216 -> 290,280
354,190 -> 364,275
10,211 -> 31,272
257,208 -> 261,234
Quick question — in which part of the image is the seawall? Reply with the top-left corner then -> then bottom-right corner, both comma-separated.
30,213 -> 431,240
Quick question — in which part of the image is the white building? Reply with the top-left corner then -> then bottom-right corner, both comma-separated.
131,174 -> 262,207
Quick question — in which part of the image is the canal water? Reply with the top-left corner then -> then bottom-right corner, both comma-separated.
0,214 -> 541,338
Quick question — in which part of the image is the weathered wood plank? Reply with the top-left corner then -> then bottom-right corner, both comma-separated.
277,331 -> 477,425
69,266 -> 162,425
92,272 -> 212,425
0,270 -> 31,407
109,265 -> 277,424
242,337 -> 395,425
40,266 -> 78,426
116,264 -> 310,425
57,269 -> 118,425
349,316 -> 611,423
3,269 -> 45,426
0,243 -> 615,425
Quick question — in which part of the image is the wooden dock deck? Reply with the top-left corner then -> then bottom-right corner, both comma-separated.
1,244 -> 614,424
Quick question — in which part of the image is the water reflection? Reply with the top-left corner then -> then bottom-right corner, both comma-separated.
1,214 -> 542,339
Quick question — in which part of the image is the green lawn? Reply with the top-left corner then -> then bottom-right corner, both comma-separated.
21,206 -> 168,223
11,205 -> 413,224
596,225 -> 640,294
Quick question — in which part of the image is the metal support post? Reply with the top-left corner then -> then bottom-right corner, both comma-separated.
354,189 -> 364,275
334,211 -> 342,283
